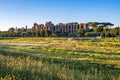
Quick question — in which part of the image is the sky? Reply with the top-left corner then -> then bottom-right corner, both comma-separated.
0,0 -> 120,31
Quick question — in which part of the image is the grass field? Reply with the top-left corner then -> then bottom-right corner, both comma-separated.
0,37 -> 120,80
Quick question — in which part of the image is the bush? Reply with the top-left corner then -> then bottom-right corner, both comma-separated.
105,32 -> 111,37
100,33 -> 105,38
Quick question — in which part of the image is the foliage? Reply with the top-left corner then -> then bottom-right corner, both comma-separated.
94,26 -> 103,32
77,28 -> 85,37
54,31 -> 62,37
100,33 -> 105,38
0,23 -> 120,37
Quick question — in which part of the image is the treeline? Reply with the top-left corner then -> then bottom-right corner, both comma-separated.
0,28 -> 51,37
0,27 -> 120,37
0,24 -> 120,37
85,27 -> 120,37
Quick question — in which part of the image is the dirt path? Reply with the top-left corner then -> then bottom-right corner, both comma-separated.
0,42 -> 45,46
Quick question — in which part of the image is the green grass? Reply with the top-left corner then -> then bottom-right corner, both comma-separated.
0,37 -> 120,80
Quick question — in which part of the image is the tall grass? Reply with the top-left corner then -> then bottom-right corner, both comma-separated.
0,37 -> 120,80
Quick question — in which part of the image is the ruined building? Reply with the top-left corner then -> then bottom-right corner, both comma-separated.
31,21 -> 88,34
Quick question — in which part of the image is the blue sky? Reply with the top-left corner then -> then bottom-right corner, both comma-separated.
0,0 -> 120,31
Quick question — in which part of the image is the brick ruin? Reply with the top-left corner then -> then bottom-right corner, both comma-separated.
31,21 -> 88,33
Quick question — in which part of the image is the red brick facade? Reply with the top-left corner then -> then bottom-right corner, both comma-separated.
15,21 -> 88,34
32,22 -> 88,33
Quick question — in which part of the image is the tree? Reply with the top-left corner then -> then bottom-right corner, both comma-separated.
45,30 -> 52,37
55,31 -> 61,37
87,22 -> 114,29
84,32 -> 89,37
8,28 -> 14,33
1,31 -> 9,37
109,28 -> 118,37
68,33 -> 77,37
0,31 -> 1,37
115,27 -> 119,35
103,22 -> 114,28
31,30 -> 35,37
105,32 -> 111,37
21,32 -> 27,37
87,22 -> 99,27
17,28 -> 23,37
40,30 -> 45,37
34,23 -> 38,26
119,27 -> 120,35
27,31 -> 32,37
100,33 -> 105,38
21,27 -> 27,32
62,32 -> 69,37
103,28 -> 109,32
36,30 -> 39,37
94,26 -> 103,32
77,28 -> 85,37
8,28 -> 14,37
